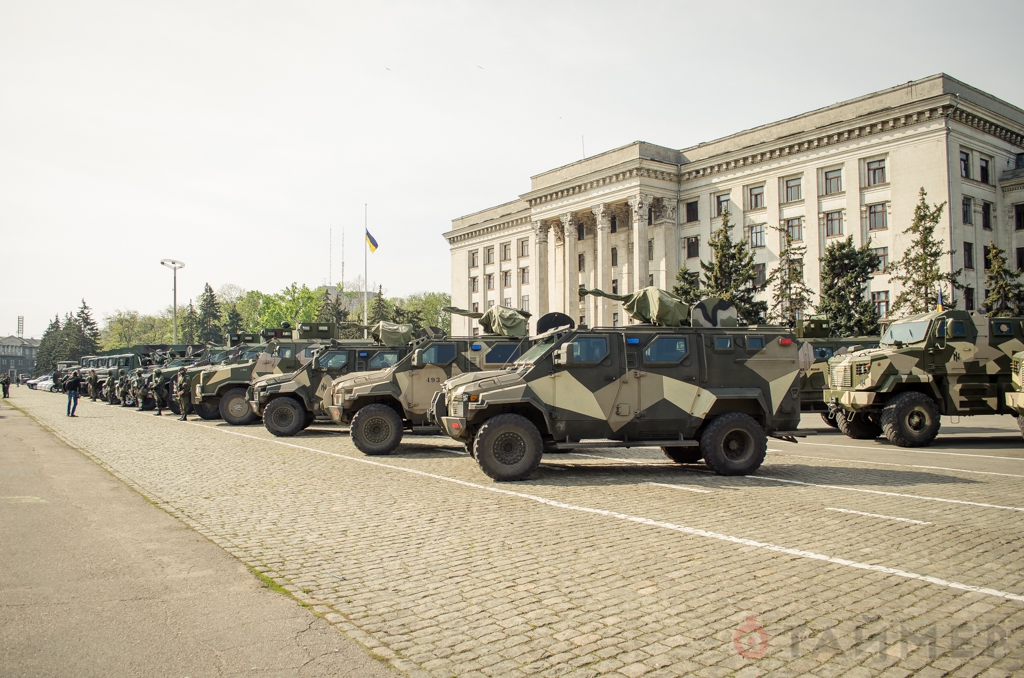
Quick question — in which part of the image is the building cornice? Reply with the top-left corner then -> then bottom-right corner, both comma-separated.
444,215 -> 533,245
521,163 -> 680,208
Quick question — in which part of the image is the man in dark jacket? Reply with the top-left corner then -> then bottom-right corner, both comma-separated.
65,370 -> 83,417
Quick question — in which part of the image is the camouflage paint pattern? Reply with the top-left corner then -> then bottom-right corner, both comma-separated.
1003,350 -> 1024,414
799,337 -> 878,413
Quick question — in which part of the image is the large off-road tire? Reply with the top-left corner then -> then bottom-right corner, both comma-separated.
661,446 -> 703,464
107,390 -> 120,405
699,413 -> 767,476
302,410 -> 315,429
474,414 -> 543,482
168,399 -> 181,415
140,396 -> 156,411
1018,415 -> 1024,440
193,400 -> 221,420
821,411 -> 840,428
220,388 -> 258,426
263,397 -> 306,437
881,392 -> 941,447
836,411 -> 882,439
350,404 -> 404,455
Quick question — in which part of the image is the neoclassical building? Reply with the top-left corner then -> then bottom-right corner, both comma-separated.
444,74 -> 1024,335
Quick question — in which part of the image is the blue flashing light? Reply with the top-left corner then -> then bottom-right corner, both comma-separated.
471,344 -> 482,351
626,337 -> 641,345
358,352 -> 368,357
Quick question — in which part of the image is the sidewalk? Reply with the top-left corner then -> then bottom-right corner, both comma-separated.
0,405 -> 400,677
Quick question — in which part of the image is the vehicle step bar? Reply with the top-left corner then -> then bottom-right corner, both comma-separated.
553,439 -> 698,450
769,430 -> 815,441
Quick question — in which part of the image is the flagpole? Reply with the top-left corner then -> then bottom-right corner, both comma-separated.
363,203 -> 368,339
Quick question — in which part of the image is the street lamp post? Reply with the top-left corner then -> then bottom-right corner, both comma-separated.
160,259 -> 185,344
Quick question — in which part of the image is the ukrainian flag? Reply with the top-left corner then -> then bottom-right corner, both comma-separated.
365,229 -> 379,252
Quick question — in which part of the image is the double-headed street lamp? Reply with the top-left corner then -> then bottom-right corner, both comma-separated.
160,259 -> 185,344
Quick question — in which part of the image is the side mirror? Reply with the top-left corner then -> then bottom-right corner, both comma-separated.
411,349 -> 425,368
552,345 -> 574,368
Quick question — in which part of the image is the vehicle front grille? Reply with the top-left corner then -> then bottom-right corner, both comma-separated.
830,365 -> 852,389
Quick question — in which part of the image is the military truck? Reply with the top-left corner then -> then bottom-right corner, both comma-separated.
252,322 -> 420,437
796,316 -> 879,427
1004,351 -> 1024,437
825,309 -> 1024,447
433,289 -> 803,481
325,306 -> 536,453
193,322 -> 352,425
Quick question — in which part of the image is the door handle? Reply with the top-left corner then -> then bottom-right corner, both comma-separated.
603,375 -> 616,382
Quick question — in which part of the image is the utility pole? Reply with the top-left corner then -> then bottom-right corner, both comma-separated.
160,259 -> 185,344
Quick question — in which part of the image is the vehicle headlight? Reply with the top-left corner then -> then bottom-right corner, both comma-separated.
855,362 -> 870,376
462,394 -> 479,402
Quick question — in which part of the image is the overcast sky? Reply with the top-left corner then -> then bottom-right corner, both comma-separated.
2,0 -> 1022,338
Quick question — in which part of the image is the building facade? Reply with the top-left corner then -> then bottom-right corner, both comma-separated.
444,74 -> 1024,336
0,336 -> 39,379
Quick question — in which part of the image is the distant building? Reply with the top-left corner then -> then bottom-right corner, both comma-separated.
0,336 -> 40,379
445,74 -> 1024,334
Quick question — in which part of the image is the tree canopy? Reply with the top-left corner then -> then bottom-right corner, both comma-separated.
818,237 -> 880,337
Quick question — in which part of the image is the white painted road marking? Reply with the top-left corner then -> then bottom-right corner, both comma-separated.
778,439 -> 1024,462
825,507 -> 931,525
646,482 -> 711,494
768,451 -> 1024,479
198,423 -> 1024,604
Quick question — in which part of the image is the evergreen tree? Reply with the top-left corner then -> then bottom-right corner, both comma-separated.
695,210 -> 766,323
368,286 -> 391,324
765,223 -> 815,327
671,266 -> 702,305
316,286 -> 350,325
222,303 -> 244,335
818,236 -> 880,336
392,305 -> 424,331
59,313 -> 92,362
196,283 -> 222,344
33,316 -> 62,376
180,301 -> 200,344
887,188 -> 963,316
75,299 -> 101,353
981,242 -> 1024,316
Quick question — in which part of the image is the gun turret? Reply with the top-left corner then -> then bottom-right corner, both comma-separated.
443,306 -> 531,338
578,285 -> 690,327
338,321 -> 416,347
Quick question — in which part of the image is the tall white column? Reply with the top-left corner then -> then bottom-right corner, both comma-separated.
560,213 -> 578,322
629,194 -> 652,292
592,204 -> 611,326
531,221 -> 550,321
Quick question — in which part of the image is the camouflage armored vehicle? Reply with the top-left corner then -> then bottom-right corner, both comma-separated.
252,322 -> 419,437
149,339 -> 264,416
796,316 -> 879,427
433,290 -> 803,481
826,309 -> 1024,447
325,307 -> 535,453
1004,351 -> 1024,437
192,322 -> 347,425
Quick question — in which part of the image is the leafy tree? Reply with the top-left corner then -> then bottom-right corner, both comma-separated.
102,310 -> 142,349
981,242 -> 1024,316
392,305 -> 424,331
399,291 -> 452,334
236,290 -> 265,333
818,237 -> 880,336
887,188 -> 963,317
75,299 -> 101,352
255,283 -> 323,329
671,266 -> 702,306
196,283 -> 222,344
691,210 -> 766,323
179,302 -> 200,344
765,224 -> 815,327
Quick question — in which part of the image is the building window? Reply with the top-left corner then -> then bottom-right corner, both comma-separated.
873,247 -> 889,273
964,287 -> 975,311
472,302 -> 479,313
648,240 -> 654,261
520,295 -> 529,312
501,243 -> 512,261
611,279 -> 619,294
964,242 -> 974,270
872,291 -> 890,318
685,201 -> 698,223
865,203 -> 886,231
486,274 -> 494,290
503,297 -> 511,307
469,250 -> 479,268
485,247 -> 494,265
748,185 -> 764,210
867,159 -> 886,186
984,245 -> 992,270
716,194 -> 730,216
519,239 -> 529,257
982,202 -> 992,230
580,315 -> 586,326
612,312 -> 619,327
578,253 -> 585,272
487,299 -> 494,308
1018,247 -> 1024,272
648,273 -> 654,286
824,169 -> 842,195
472,327 -> 480,336
502,270 -> 512,287
750,224 -> 765,248
785,177 -> 802,203
980,158 -> 990,184
785,218 -> 803,242
577,224 -> 585,241
519,267 -> 529,285
610,247 -> 618,267
1016,205 -> 1024,231
610,215 -> 617,233
647,209 -> 653,226
962,197 -> 973,225
825,211 -> 843,237
754,263 -> 766,287
960,151 -> 971,179
686,236 -> 700,259
470,276 -> 479,292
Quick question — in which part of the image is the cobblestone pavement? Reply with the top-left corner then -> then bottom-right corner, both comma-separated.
9,388 -> 1024,677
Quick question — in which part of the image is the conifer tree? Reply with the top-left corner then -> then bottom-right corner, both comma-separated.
196,283 -> 222,344
818,236 -> 880,337
180,302 -> 200,344
316,286 -> 350,325
33,316 -> 62,376
887,188 -> 963,316
671,266 -> 702,305
222,303 -> 244,335
368,286 -> 391,324
695,210 -> 767,323
59,313 -> 91,361
765,223 -> 815,327
75,299 -> 101,353
981,242 -> 1024,317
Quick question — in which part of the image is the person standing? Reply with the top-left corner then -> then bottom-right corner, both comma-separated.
150,368 -> 166,416
65,370 -> 83,417
86,370 -> 98,401
1,372 -> 10,398
173,366 -> 191,421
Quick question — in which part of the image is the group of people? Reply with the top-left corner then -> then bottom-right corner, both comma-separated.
47,366 -> 193,421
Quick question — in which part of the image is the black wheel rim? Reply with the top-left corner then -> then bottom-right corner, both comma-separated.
227,397 -> 248,418
906,408 -> 929,433
364,417 -> 392,445
271,406 -> 294,428
493,431 -> 527,466
721,429 -> 754,461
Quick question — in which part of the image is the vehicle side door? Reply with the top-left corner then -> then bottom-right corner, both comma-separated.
551,333 -> 621,440
408,343 -> 458,416
635,333 -> 701,437
310,350 -> 352,412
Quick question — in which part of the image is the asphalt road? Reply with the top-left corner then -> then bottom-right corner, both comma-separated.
5,388 -> 1024,677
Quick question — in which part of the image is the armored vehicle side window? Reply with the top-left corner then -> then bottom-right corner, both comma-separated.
881,320 -> 930,345
242,349 -> 261,360
368,351 -> 400,369
747,336 -> 765,351
951,321 -> 967,338
484,344 -> 521,365
518,337 -> 555,364
813,346 -> 834,360
571,336 -> 609,364
643,337 -> 688,365
320,352 -> 350,369
278,347 -> 294,359
422,344 -> 457,366
303,348 -> 317,359
993,321 -> 1016,336
714,336 -> 733,352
